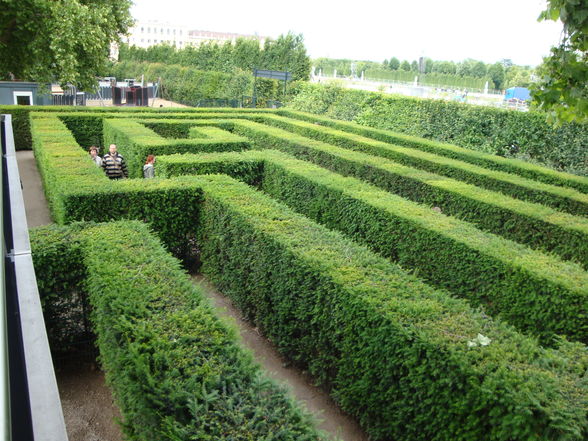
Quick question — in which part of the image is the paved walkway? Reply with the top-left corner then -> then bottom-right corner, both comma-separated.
16,151 -> 52,227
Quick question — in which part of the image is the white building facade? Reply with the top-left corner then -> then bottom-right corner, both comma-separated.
123,20 -> 267,50
124,21 -> 191,49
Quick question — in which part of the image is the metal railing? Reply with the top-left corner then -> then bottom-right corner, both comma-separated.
0,114 -> 68,441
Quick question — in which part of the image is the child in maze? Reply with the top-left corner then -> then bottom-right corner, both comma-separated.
143,154 -> 155,178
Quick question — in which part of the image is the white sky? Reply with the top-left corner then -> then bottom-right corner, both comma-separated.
131,0 -> 563,67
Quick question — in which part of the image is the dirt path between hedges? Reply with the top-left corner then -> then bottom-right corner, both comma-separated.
16,143 -> 369,441
192,275 -> 369,441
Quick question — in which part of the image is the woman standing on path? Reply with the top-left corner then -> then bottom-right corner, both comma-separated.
143,155 -> 155,178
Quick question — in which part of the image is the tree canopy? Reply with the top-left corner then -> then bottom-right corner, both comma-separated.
118,32 -> 312,81
531,0 -> 588,123
0,0 -> 133,90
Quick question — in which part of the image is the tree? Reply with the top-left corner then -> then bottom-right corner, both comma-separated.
531,0 -> 588,122
410,60 -> 418,71
0,0 -> 133,90
471,61 -> 487,78
488,62 -> 505,89
389,57 -> 400,70
400,60 -> 411,71
261,33 -> 311,81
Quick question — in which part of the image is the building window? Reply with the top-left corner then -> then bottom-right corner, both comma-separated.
173,29 -> 176,34
147,27 -> 150,33
167,29 -> 170,34
13,91 -> 33,105
141,27 -> 144,32
141,39 -> 144,42
148,39 -> 151,43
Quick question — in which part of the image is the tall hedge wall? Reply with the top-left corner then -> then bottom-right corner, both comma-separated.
157,149 -> 588,344
28,109 -> 588,440
286,83 -> 588,176
31,222 -> 326,440
217,119 -> 588,268
109,60 -> 290,106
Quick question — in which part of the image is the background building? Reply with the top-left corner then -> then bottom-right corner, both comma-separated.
123,20 -> 267,50
124,21 -> 191,49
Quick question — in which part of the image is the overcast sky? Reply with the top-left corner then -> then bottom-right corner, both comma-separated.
131,0 -> 563,66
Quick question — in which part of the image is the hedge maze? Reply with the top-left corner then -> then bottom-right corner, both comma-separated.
18,106 -> 588,440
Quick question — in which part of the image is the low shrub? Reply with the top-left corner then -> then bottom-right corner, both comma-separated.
224,119 -> 588,268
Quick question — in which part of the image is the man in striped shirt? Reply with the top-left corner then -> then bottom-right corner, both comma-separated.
102,144 -> 128,179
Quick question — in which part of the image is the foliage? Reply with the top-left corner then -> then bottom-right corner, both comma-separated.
285,83 -> 588,175
193,168 -> 588,441
278,108 -> 588,192
532,0 -> 588,123
159,145 -> 588,343
108,60 -> 296,105
313,56 -> 534,90
0,0 -> 133,90
225,116 -> 588,267
260,112 -> 588,216
31,222 -> 326,440
118,32 -> 311,81
24,107 -> 588,440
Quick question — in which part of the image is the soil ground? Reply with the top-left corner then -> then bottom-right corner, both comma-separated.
15,123 -> 369,441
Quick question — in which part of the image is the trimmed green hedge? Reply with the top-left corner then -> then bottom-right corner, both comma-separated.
278,109 -> 588,193
30,114 -> 204,259
31,222 -> 326,440
194,172 -> 588,441
256,114 -> 588,216
0,105 -> 272,150
286,83 -> 588,176
29,111 -> 588,440
222,119 -> 588,269
102,119 -> 250,178
158,149 -> 588,344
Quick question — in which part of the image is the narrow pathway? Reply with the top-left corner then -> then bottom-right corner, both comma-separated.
16,150 -> 52,227
192,275 -> 369,441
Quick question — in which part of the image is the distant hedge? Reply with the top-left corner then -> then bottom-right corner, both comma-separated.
109,60 -> 292,107
286,83 -> 588,175
31,222 -> 325,440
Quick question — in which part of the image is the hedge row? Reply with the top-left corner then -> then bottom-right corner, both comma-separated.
0,105 -> 271,150
278,109 -> 588,193
193,170 -> 588,441
109,60 -> 290,107
30,114 -> 204,259
286,83 -> 588,176
256,114 -> 588,216
157,149 -> 588,344
102,119 -> 250,177
30,222 -> 325,440
29,110 -> 588,440
219,119 -> 588,268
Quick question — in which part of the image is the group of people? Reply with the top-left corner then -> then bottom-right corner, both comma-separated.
88,144 -> 155,179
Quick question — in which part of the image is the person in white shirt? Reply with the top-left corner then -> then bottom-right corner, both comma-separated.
89,146 -> 102,167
